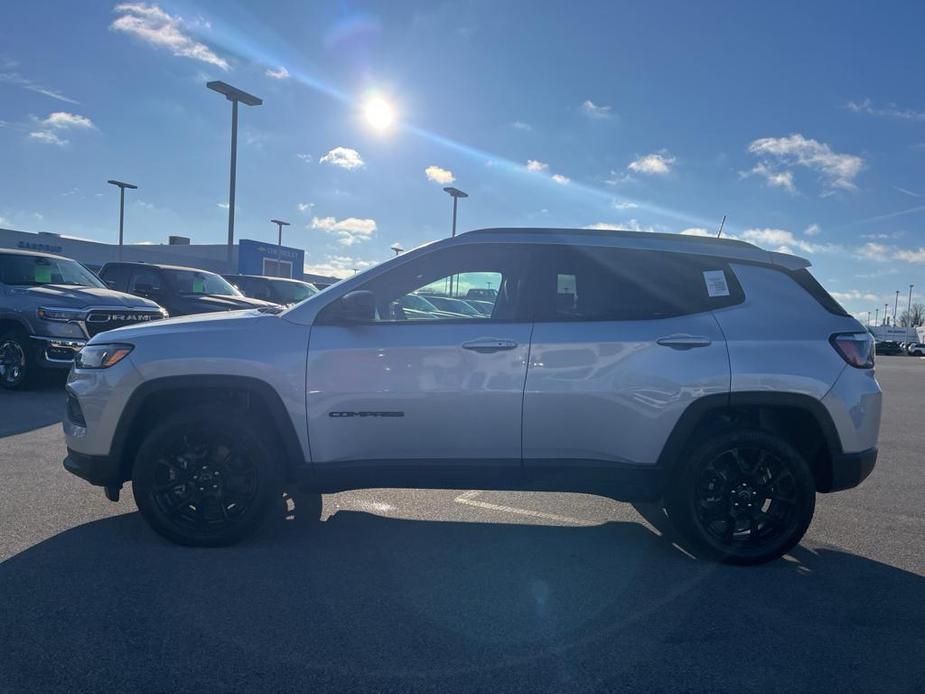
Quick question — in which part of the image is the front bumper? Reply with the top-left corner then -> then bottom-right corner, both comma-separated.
63,448 -> 121,487
822,447 -> 878,492
30,335 -> 87,368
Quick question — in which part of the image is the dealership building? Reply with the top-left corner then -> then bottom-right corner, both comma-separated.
0,226 -> 339,285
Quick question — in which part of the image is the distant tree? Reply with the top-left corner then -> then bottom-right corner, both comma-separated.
898,302 -> 925,327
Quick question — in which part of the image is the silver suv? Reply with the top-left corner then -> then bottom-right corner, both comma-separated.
62,229 -> 882,564
0,249 -> 166,389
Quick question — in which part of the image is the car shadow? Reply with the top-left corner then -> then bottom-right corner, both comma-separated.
0,491 -> 921,694
0,371 -> 67,437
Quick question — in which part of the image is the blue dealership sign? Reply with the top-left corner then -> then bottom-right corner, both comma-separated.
238,238 -> 304,279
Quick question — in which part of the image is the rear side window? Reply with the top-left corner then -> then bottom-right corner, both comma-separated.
535,246 -> 743,322
99,264 -> 130,290
787,268 -> 850,317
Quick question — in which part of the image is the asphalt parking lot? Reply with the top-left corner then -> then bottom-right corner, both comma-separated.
0,357 -> 922,693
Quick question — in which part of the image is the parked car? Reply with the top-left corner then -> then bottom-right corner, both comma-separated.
465,299 -> 495,315
222,274 -> 318,306
421,295 -> 483,317
466,288 -> 497,301
99,262 -> 276,317
0,248 -> 165,389
875,340 -> 904,356
906,342 -> 925,356
64,227 -> 881,564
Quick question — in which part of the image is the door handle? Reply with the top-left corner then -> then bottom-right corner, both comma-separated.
462,338 -> 519,353
656,334 -> 712,349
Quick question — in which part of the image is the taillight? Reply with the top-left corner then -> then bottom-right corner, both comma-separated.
830,332 -> 875,369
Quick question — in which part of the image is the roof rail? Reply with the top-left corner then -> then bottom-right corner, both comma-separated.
463,226 -> 755,248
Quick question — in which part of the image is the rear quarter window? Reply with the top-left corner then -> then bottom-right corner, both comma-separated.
787,268 -> 850,317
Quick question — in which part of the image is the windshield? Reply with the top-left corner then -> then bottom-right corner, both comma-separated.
0,254 -> 105,288
268,279 -> 317,303
164,269 -> 241,296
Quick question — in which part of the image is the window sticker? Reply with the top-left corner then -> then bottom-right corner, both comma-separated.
192,278 -> 205,293
703,270 -> 730,297
34,265 -> 52,283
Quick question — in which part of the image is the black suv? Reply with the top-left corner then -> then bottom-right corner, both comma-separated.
99,262 -> 276,317
222,274 -> 318,306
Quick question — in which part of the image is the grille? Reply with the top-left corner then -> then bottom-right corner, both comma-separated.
84,310 -> 162,337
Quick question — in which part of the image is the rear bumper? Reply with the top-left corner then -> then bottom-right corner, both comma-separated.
822,447 -> 878,492
63,448 -> 121,487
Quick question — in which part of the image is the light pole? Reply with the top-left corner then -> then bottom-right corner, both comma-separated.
894,290 -> 900,326
867,311 -> 871,327
443,186 -> 468,238
875,308 -> 879,326
207,81 -> 263,273
107,179 -> 137,260
443,186 -> 468,296
390,243 -> 404,256
908,284 -> 915,324
271,219 -> 290,277
884,303 -> 889,326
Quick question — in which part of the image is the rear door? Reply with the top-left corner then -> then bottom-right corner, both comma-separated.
306,243 -> 534,464
523,245 -> 735,467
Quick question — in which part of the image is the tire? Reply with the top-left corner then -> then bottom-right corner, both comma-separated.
0,328 -> 37,391
132,410 -> 284,547
664,429 -> 816,565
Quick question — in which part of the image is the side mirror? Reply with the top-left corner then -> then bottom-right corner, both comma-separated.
338,290 -> 376,322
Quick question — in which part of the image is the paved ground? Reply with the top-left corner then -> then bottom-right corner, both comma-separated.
0,358 -> 922,693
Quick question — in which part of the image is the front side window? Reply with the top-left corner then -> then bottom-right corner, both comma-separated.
0,254 -> 104,288
130,268 -> 161,293
267,279 -> 316,304
163,269 -> 241,297
320,244 -> 530,323
535,246 -> 742,322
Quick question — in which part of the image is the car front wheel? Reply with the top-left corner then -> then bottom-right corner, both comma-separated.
0,329 -> 35,390
132,411 -> 283,546
665,430 -> 816,565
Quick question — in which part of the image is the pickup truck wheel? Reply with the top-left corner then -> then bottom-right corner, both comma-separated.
132,411 -> 283,547
0,329 -> 35,391
665,430 -> 815,565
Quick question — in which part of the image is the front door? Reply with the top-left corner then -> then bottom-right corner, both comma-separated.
306,243 -> 534,464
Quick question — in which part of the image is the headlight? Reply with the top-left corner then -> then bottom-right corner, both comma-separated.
74,344 -> 133,369
159,308 -> 170,318
37,307 -> 84,322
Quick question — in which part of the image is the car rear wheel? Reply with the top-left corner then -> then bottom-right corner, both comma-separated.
132,410 -> 283,546
0,329 -> 35,391
665,430 -> 816,565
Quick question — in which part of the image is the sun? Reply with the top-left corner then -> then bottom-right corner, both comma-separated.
364,97 -> 395,131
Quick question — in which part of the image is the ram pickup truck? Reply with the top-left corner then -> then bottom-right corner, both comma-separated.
0,248 -> 166,389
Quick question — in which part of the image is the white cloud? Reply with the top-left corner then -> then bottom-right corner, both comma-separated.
28,131 -> 67,146
611,200 -> 638,210
110,3 -> 229,70
628,151 -> 676,176
584,223 -> 622,230
511,120 -> 532,131
746,134 -> 863,193
40,112 -> 95,130
296,202 -> 313,214
804,223 -> 821,236
526,159 -> 548,172
846,98 -> 925,122
311,216 -> 377,246
896,247 -> 925,263
857,242 -> 890,261
319,147 -> 364,170
738,228 -> 838,255
894,186 -> 920,198
551,174 -> 569,185
584,219 -> 662,233
296,153 -> 313,163
745,162 -> 796,193
265,66 -> 289,79
830,290 -> 880,302
216,202 -> 229,209
581,100 -> 612,119
304,254 -> 377,279
424,165 -> 455,184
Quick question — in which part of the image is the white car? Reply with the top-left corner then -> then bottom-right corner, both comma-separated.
62,228 -> 882,564
907,342 -> 925,356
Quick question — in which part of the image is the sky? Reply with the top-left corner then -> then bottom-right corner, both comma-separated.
1,0 -> 924,320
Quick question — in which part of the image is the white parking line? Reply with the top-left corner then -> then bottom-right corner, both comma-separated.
453,490 -> 596,526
